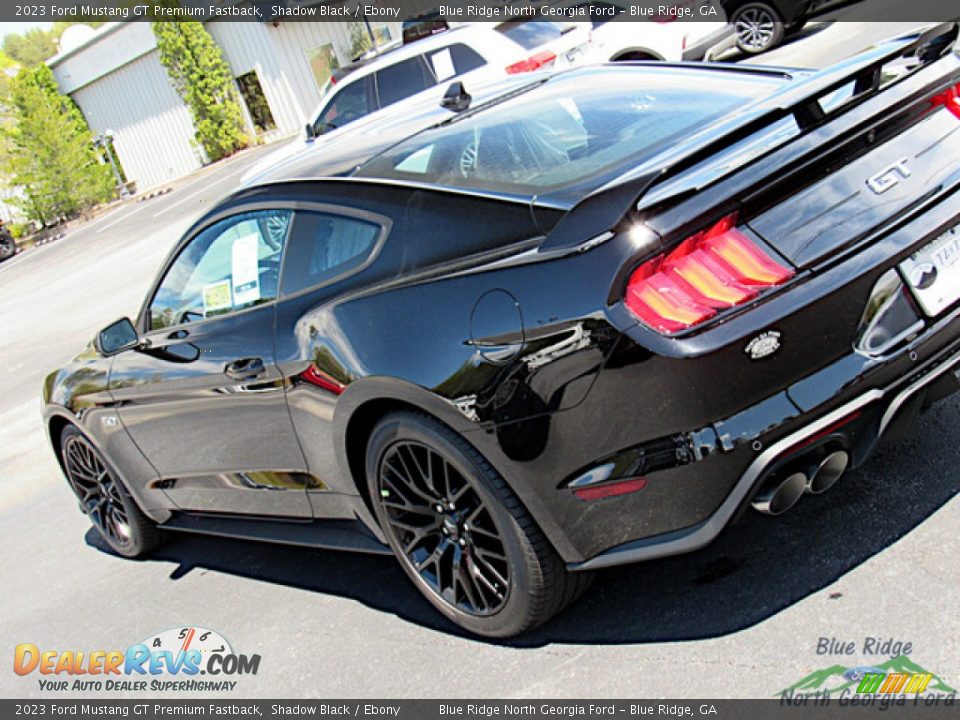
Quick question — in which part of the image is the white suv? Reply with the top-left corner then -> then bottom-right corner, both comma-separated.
582,2 -> 736,63
308,22 -> 592,136
242,22 -> 592,184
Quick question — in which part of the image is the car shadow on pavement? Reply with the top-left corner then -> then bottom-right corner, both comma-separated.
721,21 -> 834,64
86,398 -> 960,648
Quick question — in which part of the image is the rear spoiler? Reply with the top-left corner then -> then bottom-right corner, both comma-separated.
539,22 -> 960,251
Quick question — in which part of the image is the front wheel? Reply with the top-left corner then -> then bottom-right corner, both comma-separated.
61,425 -> 161,558
732,3 -> 785,55
366,411 -> 592,637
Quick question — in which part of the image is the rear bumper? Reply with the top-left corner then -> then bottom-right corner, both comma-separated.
569,313 -> 960,571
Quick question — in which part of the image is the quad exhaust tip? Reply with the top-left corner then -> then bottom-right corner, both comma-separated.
751,449 -> 851,516
751,471 -> 807,516
806,450 -> 849,495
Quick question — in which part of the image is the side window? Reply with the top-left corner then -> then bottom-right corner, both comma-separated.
315,75 -> 375,134
150,210 -> 292,330
280,212 -> 382,296
375,56 -> 436,108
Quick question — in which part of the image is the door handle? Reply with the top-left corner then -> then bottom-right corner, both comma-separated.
224,357 -> 266,381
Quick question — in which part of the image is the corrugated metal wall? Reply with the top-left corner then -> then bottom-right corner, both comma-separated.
52,19 -> 423,191
70,50 -> 202,192
208,21 -> 401,139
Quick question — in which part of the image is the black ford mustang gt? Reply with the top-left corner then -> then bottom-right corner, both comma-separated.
44,25 -> 960,637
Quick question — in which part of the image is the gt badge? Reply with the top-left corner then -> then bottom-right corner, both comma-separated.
866,158 -> 910,195
745,330 -> 781,360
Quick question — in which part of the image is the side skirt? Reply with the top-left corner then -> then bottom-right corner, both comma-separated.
160,512 -> 392,556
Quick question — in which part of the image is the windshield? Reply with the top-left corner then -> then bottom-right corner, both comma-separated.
356,68 -> 785,195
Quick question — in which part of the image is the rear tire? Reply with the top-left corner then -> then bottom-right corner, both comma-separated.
61,425 -> 161,558
366,411 -> 592,638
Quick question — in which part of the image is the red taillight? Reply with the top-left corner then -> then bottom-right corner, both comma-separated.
505,51 -> 557,74
931,82 -> 960,119
299,365 -> 345,394
574,477 -> 647,501
625,214 -> 794,334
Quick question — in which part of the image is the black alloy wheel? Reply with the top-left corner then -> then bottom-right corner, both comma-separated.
366,411 -> 592,637
61,425 -> 161,558
378,439 -> 511,615
732,3 -> 785,55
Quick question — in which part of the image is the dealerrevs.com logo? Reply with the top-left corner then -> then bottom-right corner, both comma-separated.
14,627 -> 260,693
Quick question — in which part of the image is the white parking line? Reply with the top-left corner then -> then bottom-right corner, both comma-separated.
152,162 -> 254,218
96,204 -> 142,234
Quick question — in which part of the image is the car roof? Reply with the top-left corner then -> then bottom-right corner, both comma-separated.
337,24 -> 489,83
251,63 -> 793,210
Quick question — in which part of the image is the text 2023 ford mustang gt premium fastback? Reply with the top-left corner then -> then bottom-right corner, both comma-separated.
44,25 -> 960,636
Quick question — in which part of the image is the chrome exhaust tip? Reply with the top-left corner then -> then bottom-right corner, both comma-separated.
806,450 -> 849,495
751,471 -> 808,516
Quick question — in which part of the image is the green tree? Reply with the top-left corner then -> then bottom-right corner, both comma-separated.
151,21 -> 247,162
2,22 -> 105,68
2,64 -> 114,223
2,28 -> 56,68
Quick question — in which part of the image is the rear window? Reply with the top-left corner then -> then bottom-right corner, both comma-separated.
496,21 -> 565,51
357,68 -> 785,195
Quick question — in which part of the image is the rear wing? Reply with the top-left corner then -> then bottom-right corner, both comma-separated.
540,22 -> 960,251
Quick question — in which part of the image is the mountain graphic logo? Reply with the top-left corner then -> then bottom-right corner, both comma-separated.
909,262 -> 938,290
779,656 -> 956,697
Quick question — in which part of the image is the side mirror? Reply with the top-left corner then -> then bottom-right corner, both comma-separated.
95,317 -> 141,356
304,122 -> 316,140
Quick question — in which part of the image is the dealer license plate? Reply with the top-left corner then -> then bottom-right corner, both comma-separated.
900,223 -> 960,316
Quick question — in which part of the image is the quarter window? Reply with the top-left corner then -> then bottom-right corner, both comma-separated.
427,44 -> 486,81
281,212 -> 381,296
375,56 -> 437,108
149,210 -> 292,330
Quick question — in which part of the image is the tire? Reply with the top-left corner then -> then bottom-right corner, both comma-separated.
60,425 -> 162,558
732,3 -> 785,55
0,232 -> 15,261
613,51 -> 662,62
785,20 -> 807,36
366,411 -> 592,638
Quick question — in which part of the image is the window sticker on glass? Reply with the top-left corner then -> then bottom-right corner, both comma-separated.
203,280 -> 232,315
430,49 -> 455,82
231,233 -> 261,306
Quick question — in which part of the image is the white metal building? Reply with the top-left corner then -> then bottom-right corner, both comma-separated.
48,19 -> 406,192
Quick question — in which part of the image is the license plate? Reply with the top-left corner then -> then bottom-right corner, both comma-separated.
900,223 -> 960,316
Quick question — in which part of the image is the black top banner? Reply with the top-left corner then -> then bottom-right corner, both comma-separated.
1,700 -> 959,720
4,0 -> 960,25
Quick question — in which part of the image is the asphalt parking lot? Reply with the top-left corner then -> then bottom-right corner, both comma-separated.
1,19 -> 957,699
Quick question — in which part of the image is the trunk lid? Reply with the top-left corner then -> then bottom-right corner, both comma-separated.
748,109 -> 960,268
